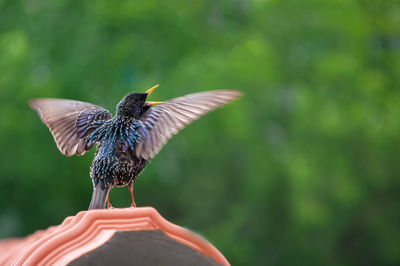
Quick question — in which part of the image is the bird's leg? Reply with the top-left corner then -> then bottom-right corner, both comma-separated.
129,182 -> 136,208
107,196 -> 113,209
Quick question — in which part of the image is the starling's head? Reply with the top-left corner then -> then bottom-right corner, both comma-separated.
116,85 -> 162,118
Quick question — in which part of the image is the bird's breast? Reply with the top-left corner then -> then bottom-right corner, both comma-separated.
89,119 -> 147,188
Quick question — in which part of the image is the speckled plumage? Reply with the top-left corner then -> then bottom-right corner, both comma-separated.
29,87 -> 242,210
88,117 -> 147,189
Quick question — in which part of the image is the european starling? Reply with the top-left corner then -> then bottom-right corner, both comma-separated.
29,85 -> 241,209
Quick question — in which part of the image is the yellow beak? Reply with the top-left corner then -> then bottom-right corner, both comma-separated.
146,84 -> 159,95
145,85 -> 163,106
146,101 -> 163,106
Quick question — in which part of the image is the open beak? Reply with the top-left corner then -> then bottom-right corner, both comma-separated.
145,84 -> 163,106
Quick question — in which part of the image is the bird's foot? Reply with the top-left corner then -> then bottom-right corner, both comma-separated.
107,197 -> 113,209
128,184 -> 136,208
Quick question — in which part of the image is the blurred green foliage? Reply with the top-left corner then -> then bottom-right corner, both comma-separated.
1,0 -> 400,265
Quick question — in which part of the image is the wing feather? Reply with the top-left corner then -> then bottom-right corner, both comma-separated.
29,98 -> 112,156
135,90 -> 242,160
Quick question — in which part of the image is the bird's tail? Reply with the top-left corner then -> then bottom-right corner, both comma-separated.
88,185 -> 112,210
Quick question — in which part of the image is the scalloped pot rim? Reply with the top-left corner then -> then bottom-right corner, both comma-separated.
0,207 -> 229,266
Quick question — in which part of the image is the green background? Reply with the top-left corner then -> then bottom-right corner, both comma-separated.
1,0 -> 400,265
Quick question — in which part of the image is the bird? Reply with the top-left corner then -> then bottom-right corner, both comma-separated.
29,85 -> 242,210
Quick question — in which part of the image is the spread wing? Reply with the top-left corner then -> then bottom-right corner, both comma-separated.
29,98 -> 112,156
135,90 -> 242,160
